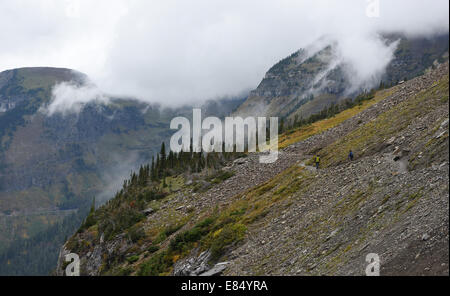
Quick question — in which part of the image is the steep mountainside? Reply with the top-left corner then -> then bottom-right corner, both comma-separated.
57,62 -> 448,276
0,67 -> 244,275
235,34 -> 449,121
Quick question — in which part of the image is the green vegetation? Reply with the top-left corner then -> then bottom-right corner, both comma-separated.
62,139 -> 247,275
169,217 -> 216,253
147,245 -> 159,254
209,223 -> 246,261
138,251 -> 173,276
126,255 -> 140,264
136,212 -> 247,275
81,145 -> 230,244
154,223 -> 185,245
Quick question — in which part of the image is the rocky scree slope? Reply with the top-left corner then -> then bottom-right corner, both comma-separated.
58,62 -> 449,276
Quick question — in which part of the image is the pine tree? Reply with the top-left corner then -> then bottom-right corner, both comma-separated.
168,150 -> 174,169
162,172 -> 167,188
90,196 -> 96,213
156,154 -> 160,179
279,118 -> 285,134
150,156 -> 155,181
160,142 -> 166,165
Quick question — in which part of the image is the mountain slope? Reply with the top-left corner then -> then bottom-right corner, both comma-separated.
234,34 -> 449,121
57,61 -> 448,276
0,67 -> 244,275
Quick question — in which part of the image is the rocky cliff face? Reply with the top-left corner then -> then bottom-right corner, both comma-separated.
235,34 -> 449,120
57,62 -> 448,276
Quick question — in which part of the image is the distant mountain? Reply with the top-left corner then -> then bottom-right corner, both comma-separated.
234,33 -> 449,120
0,67 -> 245,275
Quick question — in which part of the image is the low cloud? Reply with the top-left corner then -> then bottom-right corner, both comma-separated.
96,151 -> 141,205
333,33 -> 400,93
0,0 -> 448,107
42,82 -> 110,116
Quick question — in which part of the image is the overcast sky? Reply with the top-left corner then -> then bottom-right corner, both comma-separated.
0,0 -> 448,106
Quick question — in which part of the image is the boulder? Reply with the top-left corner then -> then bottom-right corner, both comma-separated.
233,158 -> 247,165
199,262 -> 229,276
142,208 -> 154,216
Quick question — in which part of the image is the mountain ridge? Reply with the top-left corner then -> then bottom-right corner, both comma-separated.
234,33 -> 449,121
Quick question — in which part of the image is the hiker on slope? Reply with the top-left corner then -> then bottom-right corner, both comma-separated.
315,155 -> 320,170
348,150 -> 354,161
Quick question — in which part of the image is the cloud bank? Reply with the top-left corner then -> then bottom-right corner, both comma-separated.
42,82 -> 110,116
0,0 -> 448,107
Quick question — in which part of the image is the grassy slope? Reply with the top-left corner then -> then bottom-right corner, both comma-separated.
279,88 -> 395,148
